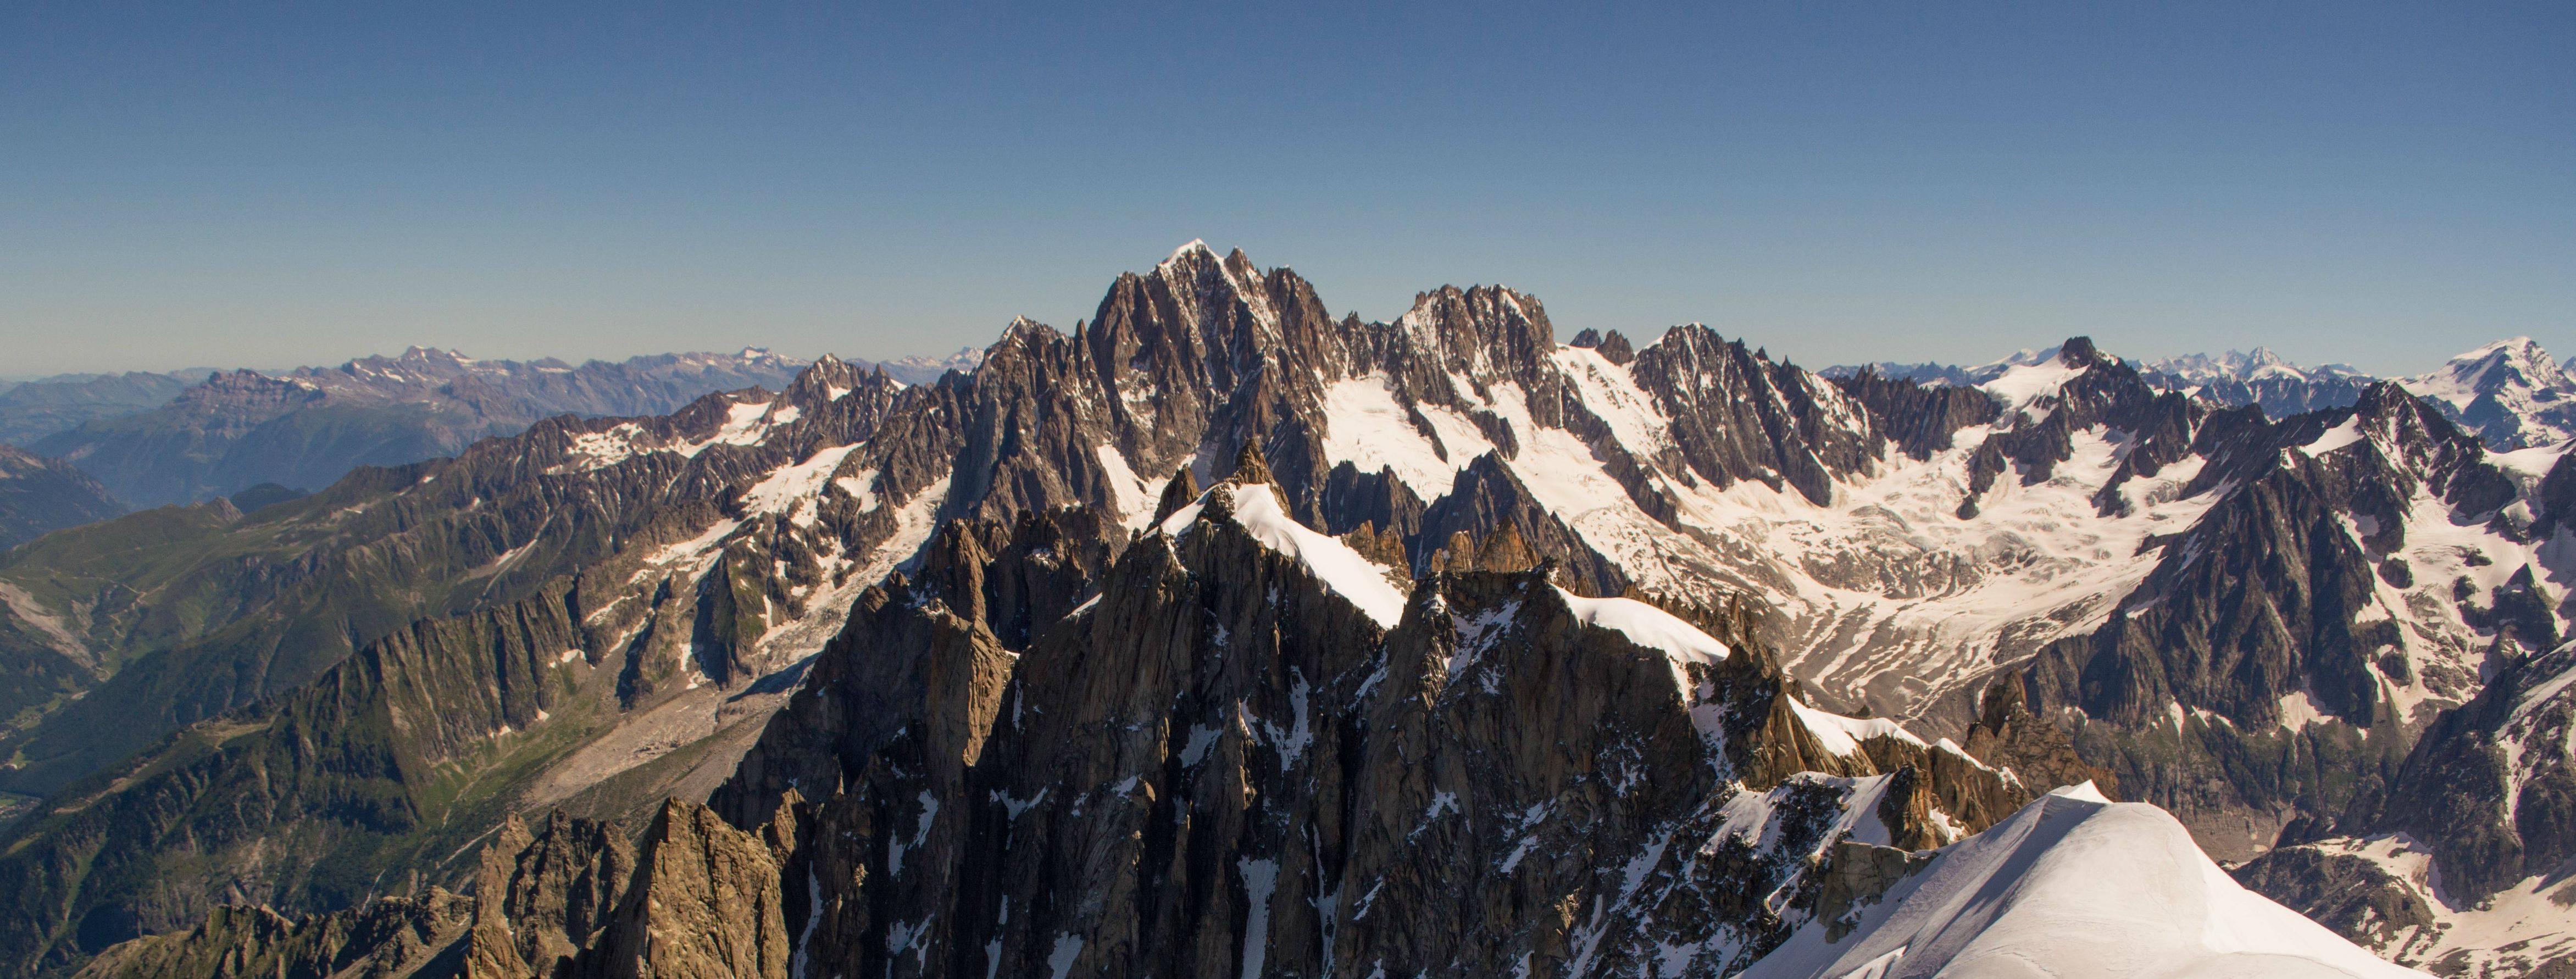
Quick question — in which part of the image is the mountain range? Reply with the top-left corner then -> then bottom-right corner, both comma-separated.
22,347 -> 816,510
0,243 -> 2568,976
0,346 -> 992,556
1833,338 -> 2576,453
0,372 -> 199,448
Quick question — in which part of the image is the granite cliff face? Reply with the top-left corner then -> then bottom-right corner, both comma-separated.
12,243 -> 2567,975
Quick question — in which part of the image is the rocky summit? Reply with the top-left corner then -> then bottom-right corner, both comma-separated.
5,243 -> 2566,977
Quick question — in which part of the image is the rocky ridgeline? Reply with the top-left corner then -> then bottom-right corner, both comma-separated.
77,454 -> 2092,978
9,243 -> 2574,975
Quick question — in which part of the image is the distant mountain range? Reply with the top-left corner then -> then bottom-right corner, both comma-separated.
875,345 -> 986,385
0,371 -> 198,448
1830,337 -> 2576,452
0,346 -> 993,551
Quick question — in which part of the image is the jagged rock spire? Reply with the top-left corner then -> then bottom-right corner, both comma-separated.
1151,465 -> 1200,522
1228,437 -> 1273,485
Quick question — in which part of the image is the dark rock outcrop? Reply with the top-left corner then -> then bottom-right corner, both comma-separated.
1414,453 -> 1627,595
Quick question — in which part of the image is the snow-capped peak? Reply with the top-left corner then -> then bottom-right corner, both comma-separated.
2407,337 -> 2572,409
2400,337 -> 2576,449
1159,238 -> 1215,271
1977,350 -> 2089,416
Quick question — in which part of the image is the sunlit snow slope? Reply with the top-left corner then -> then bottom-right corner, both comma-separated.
1745,786 -> 2430,979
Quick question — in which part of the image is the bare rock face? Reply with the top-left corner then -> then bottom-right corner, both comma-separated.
597,801 -> 795,979
1625,326 -> 1882,507
462,800 -> 798,979
680,485 -> 2017,977
463,811 -> 636,978
1414,453 -> 1628,596
1804,840 -> 1931,942
708,566 -> 1015,834
2229,846 -> 2438,956
1831,368 -> 2001,461
81,483 -> 1999,979
1957,674 -> 2120,802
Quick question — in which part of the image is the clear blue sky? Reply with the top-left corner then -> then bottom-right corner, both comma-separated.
4,1 -> 2569,376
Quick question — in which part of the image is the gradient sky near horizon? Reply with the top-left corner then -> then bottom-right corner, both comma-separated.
4,2 -> 2570,377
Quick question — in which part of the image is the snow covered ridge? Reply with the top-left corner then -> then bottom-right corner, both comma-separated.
1326,333 -> 2242,725
2142,346 -> 2367,385
1745,788 -> 2429,978
1158,477 -> 1411,627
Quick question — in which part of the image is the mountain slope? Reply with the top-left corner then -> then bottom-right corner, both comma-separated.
0,243 -> 1922,972
0,447 -> 123,552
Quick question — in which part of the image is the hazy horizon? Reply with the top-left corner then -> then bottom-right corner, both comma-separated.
0,266 -> 2551,386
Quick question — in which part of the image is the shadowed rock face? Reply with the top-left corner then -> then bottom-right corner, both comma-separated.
665,483 -> 2028,979
1626,326 -> 1883,508
1834,370 -> 2002,461
2229,847 -> 2439,959
1415,453 -> 1628,596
